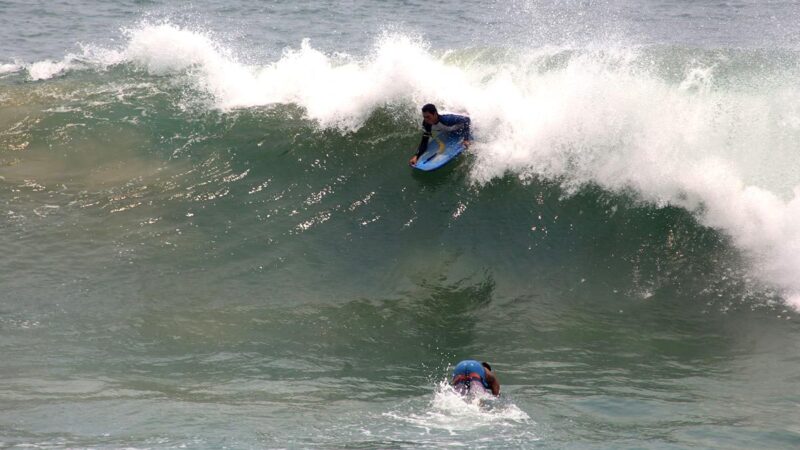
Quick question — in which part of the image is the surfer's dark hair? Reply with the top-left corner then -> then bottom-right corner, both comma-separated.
482,361 -> 492,371
422,103 -> 438,114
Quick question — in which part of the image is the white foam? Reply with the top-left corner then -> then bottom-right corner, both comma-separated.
384,381 -> 531,434
0,62 -> 21,74
117,24 -> 472,129
123,23 -> 231,75
22,44 -> 124,81
27,59 -> 68,81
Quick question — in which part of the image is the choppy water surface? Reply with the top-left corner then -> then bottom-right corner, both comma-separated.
2,1 -> 800,448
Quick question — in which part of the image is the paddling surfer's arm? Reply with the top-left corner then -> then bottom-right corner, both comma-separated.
484,367 -> 500,396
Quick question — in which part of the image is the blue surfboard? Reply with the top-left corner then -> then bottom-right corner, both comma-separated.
412,133 -> 465,171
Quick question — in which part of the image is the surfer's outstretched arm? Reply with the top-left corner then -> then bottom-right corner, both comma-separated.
410,122 -> 433,165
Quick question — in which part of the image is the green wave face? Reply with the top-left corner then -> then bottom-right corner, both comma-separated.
0,54 -> 779,309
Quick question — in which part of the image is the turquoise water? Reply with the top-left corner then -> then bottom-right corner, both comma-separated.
2,1 -> 800,448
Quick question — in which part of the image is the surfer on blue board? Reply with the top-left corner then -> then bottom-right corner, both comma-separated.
409,103 -> 472,166
450,360 -> 500,396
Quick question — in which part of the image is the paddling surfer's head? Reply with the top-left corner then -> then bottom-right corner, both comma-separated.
422,103 -> 439,125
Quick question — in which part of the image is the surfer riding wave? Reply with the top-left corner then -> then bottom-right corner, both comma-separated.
409,103 -> 472,166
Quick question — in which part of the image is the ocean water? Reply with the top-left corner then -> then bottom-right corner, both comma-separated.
2,1 -> 800,448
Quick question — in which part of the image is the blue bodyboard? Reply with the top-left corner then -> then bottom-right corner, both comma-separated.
412,133 -> 465,171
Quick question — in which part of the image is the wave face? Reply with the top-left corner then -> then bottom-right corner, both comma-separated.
3,22 -> 800,309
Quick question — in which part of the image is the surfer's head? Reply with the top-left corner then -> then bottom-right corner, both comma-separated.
422,103 -> 439,125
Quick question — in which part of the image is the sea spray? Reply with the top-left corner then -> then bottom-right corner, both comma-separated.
383,381 -> 533,435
